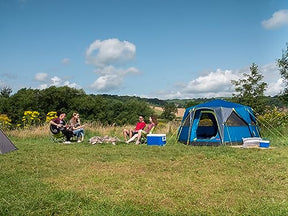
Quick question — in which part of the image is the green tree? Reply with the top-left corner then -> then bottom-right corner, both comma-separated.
69,94 -> 99,121
161,102 -> 177,121
0,87 -> 12,115
0,87 -> 12,98
9,88 -> 41,124
0,86 -> 157,127
185,100 -> 200,108
39,86 -> 86,112
231,63 -> 267,114
121,99 -> 153,125
277,43 -> 288,104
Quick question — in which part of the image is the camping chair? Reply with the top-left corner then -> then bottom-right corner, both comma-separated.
140,125 -> 156,144
50,124 -> 77,143
49,124 -> 66,143
50,132 -> 66,143
126,126 -> 156,144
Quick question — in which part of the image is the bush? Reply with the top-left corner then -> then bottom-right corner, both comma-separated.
258,107 -> 288,128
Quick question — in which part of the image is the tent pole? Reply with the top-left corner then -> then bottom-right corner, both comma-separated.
186,109 -> 195,145
177,111 -> 189,145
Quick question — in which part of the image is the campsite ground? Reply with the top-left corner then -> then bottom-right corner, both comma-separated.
1,126 -> 288,215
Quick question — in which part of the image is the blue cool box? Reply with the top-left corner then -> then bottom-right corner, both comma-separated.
259,140 -> 270,148
147,134 -> 166,146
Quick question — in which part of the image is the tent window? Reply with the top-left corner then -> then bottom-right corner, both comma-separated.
226,111 -> 247,126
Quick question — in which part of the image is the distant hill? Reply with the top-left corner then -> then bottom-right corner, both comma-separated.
99,94 -> 166,107
99,94 -> 285,109
99,94 -> 213,108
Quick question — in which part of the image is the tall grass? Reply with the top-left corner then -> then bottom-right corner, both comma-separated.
1,123 -> 288,215
260,125 -> 288,146
6,120 -> 180,142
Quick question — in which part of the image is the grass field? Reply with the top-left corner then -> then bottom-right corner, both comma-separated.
1,125 -> 288,215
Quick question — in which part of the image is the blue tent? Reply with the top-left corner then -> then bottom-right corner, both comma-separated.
177,99 -> 261,146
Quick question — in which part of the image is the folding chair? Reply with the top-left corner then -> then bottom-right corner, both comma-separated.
50,124 -> 66,143
140,126 -> 156,144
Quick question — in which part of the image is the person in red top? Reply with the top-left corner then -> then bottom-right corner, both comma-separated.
123,116 -> 146,141
126,115 -> 158,144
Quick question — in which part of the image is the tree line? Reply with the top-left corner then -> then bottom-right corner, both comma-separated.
0,86 -> 156,127
0,85 -> 184,129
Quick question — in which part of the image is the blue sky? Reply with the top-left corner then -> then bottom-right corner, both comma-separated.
1,0 -> 288,99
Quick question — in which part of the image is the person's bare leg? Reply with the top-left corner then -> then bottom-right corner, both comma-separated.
129,129 -> 134,138
123,129 -> 129,141
126,134 -> 138,143
135,130 -> 142,144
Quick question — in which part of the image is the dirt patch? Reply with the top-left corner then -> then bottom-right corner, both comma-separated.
176,108 -> 185,118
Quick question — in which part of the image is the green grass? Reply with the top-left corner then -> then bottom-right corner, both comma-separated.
1,133 -> 288,215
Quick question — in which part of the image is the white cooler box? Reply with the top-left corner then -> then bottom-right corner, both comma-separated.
242,137 -> 262,148
147,134 -> 166,146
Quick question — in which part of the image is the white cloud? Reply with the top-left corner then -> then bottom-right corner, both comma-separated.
86,38 -> 136,67
49,76 -> 80,89
261,62 -> 279,82
262,9 -> 288,29
183,69 -> 239,94
61,58 -> 71,65
90,66 -> 140,91
266,78 -> 284,96
90,74 -> 121,91
93,65 -> 139,76
50,76 -> 62,86
261,62 -> 283,96
38,84 -> 48,89
148,90 -> 183,100
151,69 -> 240,99
34,73 -> 48,81
63,81 -> 79,88
151,63 -> 283,99
86,38 -> 139,92
34,74 -> 81,90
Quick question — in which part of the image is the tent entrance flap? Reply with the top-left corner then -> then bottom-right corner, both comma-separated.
196,110 -> 218,139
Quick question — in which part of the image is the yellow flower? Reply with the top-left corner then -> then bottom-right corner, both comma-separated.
24,111 -> 33,116
46,111 -> 58,123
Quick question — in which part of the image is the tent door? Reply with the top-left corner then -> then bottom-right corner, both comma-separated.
195,110 -> 218,140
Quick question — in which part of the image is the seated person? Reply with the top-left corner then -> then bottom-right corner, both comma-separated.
69,112 -> 85,143
50,111 -> 74,144
123,115 -> 146,141
126,115 -> 158,144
